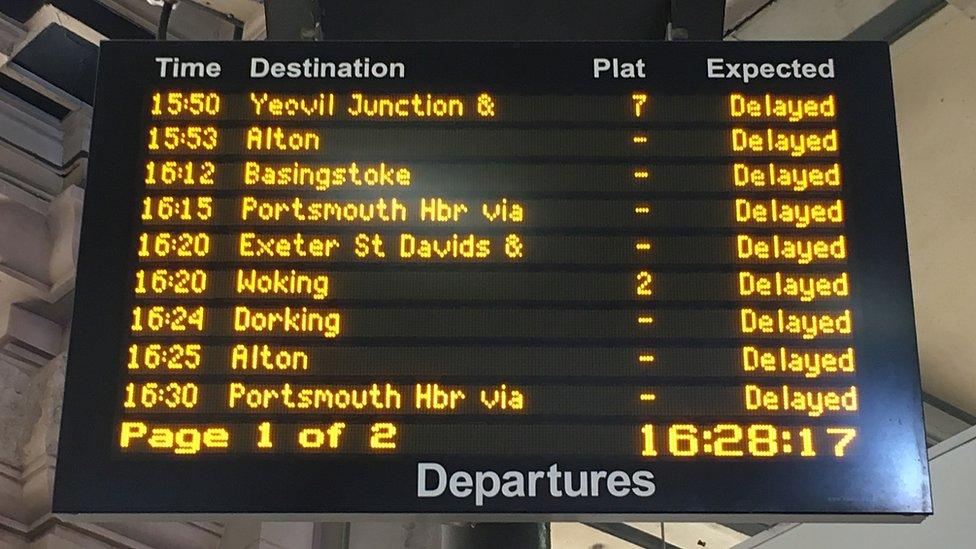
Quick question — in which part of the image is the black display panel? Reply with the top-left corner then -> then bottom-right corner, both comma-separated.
54,41 -> 931,521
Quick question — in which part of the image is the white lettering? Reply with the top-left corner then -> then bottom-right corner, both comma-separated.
416,463 -> 656,506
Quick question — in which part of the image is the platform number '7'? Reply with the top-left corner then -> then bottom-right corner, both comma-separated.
826,428 -> 857,457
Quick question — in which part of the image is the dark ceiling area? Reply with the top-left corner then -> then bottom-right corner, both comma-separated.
0,0 -> 148,118
13,24 -> 99,104
0,74 -> 70,119
0,0 -> 151,38
0,0 -> 46,23
320,0 -> 672,40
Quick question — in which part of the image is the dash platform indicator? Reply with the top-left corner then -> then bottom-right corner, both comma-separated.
54,41 -> 931,521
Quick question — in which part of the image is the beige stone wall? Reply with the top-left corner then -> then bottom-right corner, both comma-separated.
890,6 -> 976,415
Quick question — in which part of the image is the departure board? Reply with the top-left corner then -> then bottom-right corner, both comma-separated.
54,41 -> 932,521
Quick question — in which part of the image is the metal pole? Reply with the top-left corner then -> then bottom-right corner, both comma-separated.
156,0 -> 176,39
441,523 -> 550,549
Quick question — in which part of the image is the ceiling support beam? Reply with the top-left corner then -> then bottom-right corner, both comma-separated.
846,0 -> 947,42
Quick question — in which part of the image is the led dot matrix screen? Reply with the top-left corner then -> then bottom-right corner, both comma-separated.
53,41 -> 931,521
